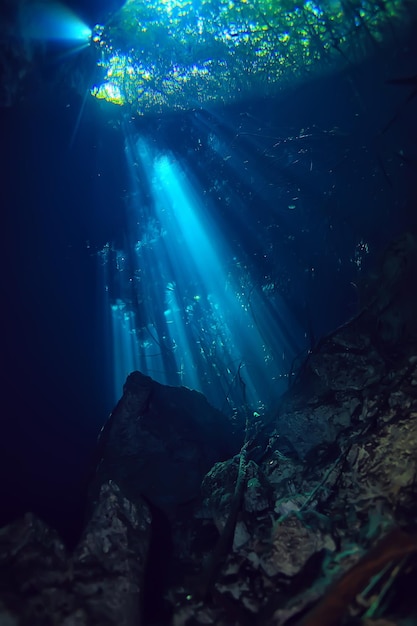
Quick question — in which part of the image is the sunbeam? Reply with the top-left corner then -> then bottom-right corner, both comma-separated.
100,123 -> 306,412
19,1 -> 91,43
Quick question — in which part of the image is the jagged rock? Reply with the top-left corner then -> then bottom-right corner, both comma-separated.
232,521 -> 251,550
243,461 -> 272,513
199,458 -> 271,532
308,349 -> 385,391
250,513 -> 334,578
93,371 -> 238,514
273,390 -> 365,460
341,412 -> 417,516
268,319 -> 391,459
72,481 -> 151,626
200,457 -> 239,532
0,481 -> 150,626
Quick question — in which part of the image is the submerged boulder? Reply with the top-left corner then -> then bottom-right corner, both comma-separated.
91,371 -> 239,514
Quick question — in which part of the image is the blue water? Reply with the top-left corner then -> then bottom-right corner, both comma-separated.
2,1 -> 416,541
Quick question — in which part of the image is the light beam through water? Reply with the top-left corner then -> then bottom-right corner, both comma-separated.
104,127 -> 305,412
19,2 -> 91,43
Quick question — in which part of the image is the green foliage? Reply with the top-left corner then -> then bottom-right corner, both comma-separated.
90,0 -> 412,113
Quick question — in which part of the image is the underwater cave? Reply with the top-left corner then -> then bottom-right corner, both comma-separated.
1,0 -> 417,624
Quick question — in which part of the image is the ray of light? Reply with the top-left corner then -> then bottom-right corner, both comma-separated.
103,123 -> 306,412
111,300 -> 141,401
20,1 -> 91,43
69,88 -> 91,149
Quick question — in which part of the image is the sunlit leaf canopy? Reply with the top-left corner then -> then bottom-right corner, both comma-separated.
90,0 -> 408,114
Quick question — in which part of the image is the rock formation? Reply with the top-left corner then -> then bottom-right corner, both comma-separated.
1,232 -> 417,625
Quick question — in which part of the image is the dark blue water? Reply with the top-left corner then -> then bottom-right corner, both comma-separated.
2,2 -> 416,542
